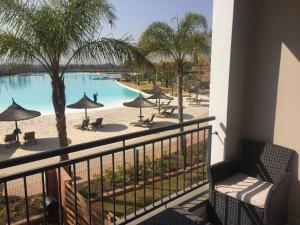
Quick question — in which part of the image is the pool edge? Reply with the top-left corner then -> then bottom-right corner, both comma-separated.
115,80 -> 149,96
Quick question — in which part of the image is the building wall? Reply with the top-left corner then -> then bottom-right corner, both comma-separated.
210,0 -> 300,223
224,0 -> 252,160
274,43 -> 300,225
242,0 -> 300,223
209,0 -> 235,164
209,0 -> 252,161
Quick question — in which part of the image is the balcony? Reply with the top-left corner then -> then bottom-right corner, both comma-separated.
0,116 -> 214,225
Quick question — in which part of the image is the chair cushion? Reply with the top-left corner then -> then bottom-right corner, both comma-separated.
214,173 -> 273,208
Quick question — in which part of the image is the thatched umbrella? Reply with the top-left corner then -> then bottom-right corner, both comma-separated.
147,88 -> 173,113
67,93 -> 104,119
123,94 -> 156,122
0,98 -> 41,141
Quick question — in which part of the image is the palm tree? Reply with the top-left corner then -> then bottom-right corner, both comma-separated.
139,13 -> 209,123
0,0 -> 149,160
157,71 -> 176,88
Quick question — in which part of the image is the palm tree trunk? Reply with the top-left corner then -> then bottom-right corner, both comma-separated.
47,72 -> 69,216
177,61 -> 186,168
51,74 -> 69,161
177,61 -> 184,124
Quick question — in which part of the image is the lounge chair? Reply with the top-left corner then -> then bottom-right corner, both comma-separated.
200,98 -> 210,107
23,132 -> 37,145
4,134 -> 18,148
81,119 -> 89,129
90,118 -> 103,128
162,107 -> 176,117
165,100 -> 171,106
161,100 -> 172,108
156,101 -> 166,109
159,109 -> 167,115
143,114 -> 155,123
143,114 -> 155,128
159,102 -> 165,108
188,97 -> 201,105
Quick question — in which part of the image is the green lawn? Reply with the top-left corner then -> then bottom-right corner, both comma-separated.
90,166 -> 207,219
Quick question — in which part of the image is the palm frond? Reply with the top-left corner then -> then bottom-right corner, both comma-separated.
0,0 -> 37,42
178,13 -> 208,36
61,37 -> 153,76
139,22 -> 176,58
139,13 -> 210,62
0,0 -> 152,79
0,0 -> 117,60
180,32 -> 210,58
0,31 -> 51,72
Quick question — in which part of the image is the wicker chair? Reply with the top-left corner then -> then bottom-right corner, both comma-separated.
208,140 -> 294,225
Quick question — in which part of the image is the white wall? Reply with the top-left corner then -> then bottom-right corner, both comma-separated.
209,0 -> 235,164
209,0 -> 251,164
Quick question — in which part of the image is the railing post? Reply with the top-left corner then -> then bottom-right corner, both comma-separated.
180,128 -> 187,169
136,149 -> 139,185
207,126 -> 212,169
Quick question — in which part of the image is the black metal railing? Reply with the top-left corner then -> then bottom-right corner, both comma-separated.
0,116 -> 215,225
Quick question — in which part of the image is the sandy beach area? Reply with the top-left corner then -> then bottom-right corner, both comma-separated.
0,95 -> 209,175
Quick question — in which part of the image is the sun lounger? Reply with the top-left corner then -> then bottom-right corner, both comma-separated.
130,115 -> 155,128
200,98 -> 210,103
90,118 -> 103,128
81,119 -> 89,129
162,107 -> 176,117
160,100 -> 172,108
130,121 -> 146,127
143,114 -> 155,128
198,88 -> 210,95
187,97 -> 201,105
200,98 -> 210,107
143,114 -> 155,124
165,100 -> 171,106
4,134 -> 18,148
159,109 -> 167,115
23,132 -> 37,145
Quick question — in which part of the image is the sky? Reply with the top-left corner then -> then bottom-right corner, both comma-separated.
102,0 -> 213,42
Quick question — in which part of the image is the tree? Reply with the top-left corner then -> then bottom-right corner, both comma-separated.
157,71 -> 176,88
139,13 -> 209,123
0,0 -> 149,160
121,72 -> 132,82
123,58 -> 153,85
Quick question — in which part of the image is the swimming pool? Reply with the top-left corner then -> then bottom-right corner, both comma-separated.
0,72 -> 140,114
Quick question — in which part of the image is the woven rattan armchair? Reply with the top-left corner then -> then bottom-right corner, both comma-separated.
208,140 -> 294,225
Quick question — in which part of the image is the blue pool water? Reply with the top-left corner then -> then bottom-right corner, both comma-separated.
0,72 -> 140,113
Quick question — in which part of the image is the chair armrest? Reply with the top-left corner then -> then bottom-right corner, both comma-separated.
265,172 -> 292,225
209,160 -> 239,185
